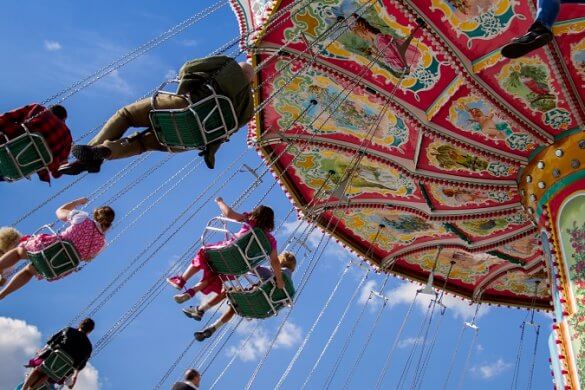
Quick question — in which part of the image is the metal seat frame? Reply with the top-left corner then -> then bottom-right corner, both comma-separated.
149,79 -> 239,151
0,124 -> 53,181
27,225 -> 81,281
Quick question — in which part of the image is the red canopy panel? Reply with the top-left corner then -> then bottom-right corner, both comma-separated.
229,0 -> 585,309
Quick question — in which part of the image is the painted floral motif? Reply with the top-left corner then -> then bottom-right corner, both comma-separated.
283,0 -> 441,95
289,145 -> 417,198
334,208 -> 447,248
458,214 -> 526,236
459,217 -> 509,236
558,194 -> 585,377
497,58 -> 572,130
404,248 -> 499,284
429,185 -> 513,207
430,0 -> 519,47
449,95 -> 536,151
271,62 -> 409,148
489,270 -> 549,296
499,234 -> 540,258
570,37 -> 585,83
427,141 -> 514,177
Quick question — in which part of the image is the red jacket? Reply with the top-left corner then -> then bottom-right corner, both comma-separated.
0,104 -> 72,182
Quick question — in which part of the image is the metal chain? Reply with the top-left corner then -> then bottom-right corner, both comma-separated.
342,276 -> 391,390
375,292 -> 420,390
300,268 -> 370,390
275,264 -> 352,389
42,1 -> 228,106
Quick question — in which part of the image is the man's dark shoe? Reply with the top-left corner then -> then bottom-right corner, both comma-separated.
58,159 -> 102,175
72,144 -> 110,163
194,327 -> 215,341
501,21 -> 553,59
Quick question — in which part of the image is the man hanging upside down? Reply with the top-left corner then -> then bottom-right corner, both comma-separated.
180,251 -> 296,342
59,56 -> 254,173
501,0 -> 584,59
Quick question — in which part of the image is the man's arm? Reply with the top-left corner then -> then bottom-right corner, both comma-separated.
0,104 -> 36,128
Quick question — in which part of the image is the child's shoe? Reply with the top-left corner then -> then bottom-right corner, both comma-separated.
166,276 -> 185,289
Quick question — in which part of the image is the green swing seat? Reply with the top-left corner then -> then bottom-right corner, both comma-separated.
39,349 -> 75,383
28,239 -> 81,281
150,84 -> 239,150
206,228 -> 272,276
227,273 -> 295,319
0,130 -> 52,181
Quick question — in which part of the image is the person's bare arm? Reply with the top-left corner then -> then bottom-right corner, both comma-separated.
215,197 -> 245,221
67,371 -> 78,389
55,198 -> 88,221
270,248 -> 285,289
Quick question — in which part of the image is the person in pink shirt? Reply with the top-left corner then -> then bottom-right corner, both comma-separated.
0,197 -> 115,299
167,197 -> 285,302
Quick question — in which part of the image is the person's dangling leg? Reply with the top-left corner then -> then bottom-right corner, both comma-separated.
0,247 -> 27,286
167,263 -> 202,290
182,290 -> 226,319
195,305 -> 235,341
0,263 -> 37,300
535,0 -> 562,29
60,94 -> 188,175
22,367 -> 48,390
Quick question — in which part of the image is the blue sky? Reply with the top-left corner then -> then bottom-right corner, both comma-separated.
0,1 -> 553,389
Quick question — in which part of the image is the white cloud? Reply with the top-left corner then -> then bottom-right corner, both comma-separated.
397,337 -> 424,349
357,280 -> 490,320
164,69 -> 177,80
100,69 -> 132,96
182,39 -> 199,47
74,363 -> 100,390
0,317 -> 41,388
471,358 -> 512,379
477,344 -> 484,353
44,40 -> 62,51
0,317 -> 100,389
227,320 -> 302,362
358,280 -> 377,305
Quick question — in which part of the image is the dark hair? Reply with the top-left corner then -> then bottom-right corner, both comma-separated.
249,205 -> 275,231
185,369 -> 200,381
79,318 -> 95,333
49,105 -> 67,121
94,206 -> 115,231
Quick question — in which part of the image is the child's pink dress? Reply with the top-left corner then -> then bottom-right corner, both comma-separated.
191,214 -> 277,295
20,210 -> 105,270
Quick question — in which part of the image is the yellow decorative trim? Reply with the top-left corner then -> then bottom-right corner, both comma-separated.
426,76 -> 464,120
472,50 -> 503,73
553,19 -> 585,36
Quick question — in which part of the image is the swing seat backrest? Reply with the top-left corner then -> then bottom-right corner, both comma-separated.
28,240 -> 81,281
39,349 -> 75,383
206,228 -> 272,276
0,132 -> 53,181
227,273 -> 295,319
150,89 -> 239,150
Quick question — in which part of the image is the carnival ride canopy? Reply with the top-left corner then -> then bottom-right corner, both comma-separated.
232,0 -> 585,309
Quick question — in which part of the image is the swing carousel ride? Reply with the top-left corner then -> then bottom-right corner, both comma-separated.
231,0 -> 585,387
3,0 -> 585,388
